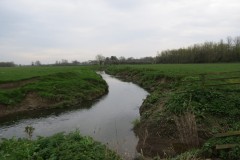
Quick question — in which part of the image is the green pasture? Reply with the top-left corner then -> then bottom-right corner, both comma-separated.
0,66 -> 94,82
106,63 -> 240,76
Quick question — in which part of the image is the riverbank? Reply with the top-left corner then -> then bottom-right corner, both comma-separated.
0,66 -> 108,118
105,64 -> 240,159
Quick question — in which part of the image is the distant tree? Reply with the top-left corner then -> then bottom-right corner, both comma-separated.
34,60 -> 41,66
61,59 -> 68,65
127,57 -> 134,61
156,36 -> 240,63
95,54 -> 105,65
72,60 -> 80,65
110,56 -> 118,61
119,56 -> 126,61
110,56 -> 118,64
0,62 -> 15,67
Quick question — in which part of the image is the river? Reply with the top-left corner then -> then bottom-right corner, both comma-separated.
0,72 -> 148,159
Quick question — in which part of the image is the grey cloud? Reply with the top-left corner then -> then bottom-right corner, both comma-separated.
0,0 -> 240,64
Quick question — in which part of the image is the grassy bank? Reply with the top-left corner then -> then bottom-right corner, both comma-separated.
0,66 -> 108,117
105,63 -> 240,159
0,131 -> 121,160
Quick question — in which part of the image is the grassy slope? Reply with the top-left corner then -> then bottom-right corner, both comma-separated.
0,66 -> 108,107
0,131 -> 121,160
106,63 -> 240,159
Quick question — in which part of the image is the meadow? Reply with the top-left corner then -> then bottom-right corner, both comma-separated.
0,66 -> 94,82
106,63 -> 240,76
105,63 -> 240,159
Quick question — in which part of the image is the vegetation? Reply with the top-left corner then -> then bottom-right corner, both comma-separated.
0,66 -> 95,82
105,63 -> 240,159
0,62 -> 15,67
156,36 -> 240,63
0,66 -> 107,114
0,131 -> 121,160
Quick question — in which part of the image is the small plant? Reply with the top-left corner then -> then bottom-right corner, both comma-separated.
171,149 -> 201,160
202,136 -> 240,160
132,118 -> 140,128
25,125 -> 35,139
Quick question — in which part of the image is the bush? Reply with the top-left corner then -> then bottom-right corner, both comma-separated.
0,131 -> 121,160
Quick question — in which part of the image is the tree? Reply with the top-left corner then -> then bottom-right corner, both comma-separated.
72,60 -> 80,65
95,54 -> 105,65
0,62 -> 15,67
119,56 -> 126,61
35,60 -> 41,66
156,36 -> 240,63
61,59 -> 68,64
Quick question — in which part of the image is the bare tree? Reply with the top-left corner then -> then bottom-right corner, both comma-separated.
95,54 -> 105,65
35,60 -> 41,66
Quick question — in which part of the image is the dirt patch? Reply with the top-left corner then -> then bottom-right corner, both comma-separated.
19,92 -> 56,110
135,116 -> 182,158
0,89 -> 108,119
0,92 -> 58,118
0,78 -> 38,89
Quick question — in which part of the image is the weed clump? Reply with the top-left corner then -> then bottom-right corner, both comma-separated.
0,131 -> 121,160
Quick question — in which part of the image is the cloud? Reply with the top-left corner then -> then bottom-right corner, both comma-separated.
0,0 -> 240,64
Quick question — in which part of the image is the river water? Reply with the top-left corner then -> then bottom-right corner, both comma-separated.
0,72 -> 148,159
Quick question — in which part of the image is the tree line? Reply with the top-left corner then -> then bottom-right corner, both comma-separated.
0,62 -> 16,67
156,36 -> 240,63
1,36 -> 240,67
95,55 -> 155,65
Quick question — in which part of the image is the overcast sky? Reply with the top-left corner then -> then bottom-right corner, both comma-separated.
0,0 -> 240,64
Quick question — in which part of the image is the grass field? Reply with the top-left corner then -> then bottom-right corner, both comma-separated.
105,63 -> 240,159
0,66 -> 93,82
0,66 -> 107,108
106,63 -> 240,76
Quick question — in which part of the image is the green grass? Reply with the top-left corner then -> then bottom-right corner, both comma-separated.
0,66 -> 92,82
0,66 -> 107,106
0,131 -> 121,160
106,63 -> 240,77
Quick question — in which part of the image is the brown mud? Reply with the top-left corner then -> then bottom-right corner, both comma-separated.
0,92 -> 59,118
0,78 -> 52,118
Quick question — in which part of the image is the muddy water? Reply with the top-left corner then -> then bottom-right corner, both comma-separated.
0,72 -> 148,159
